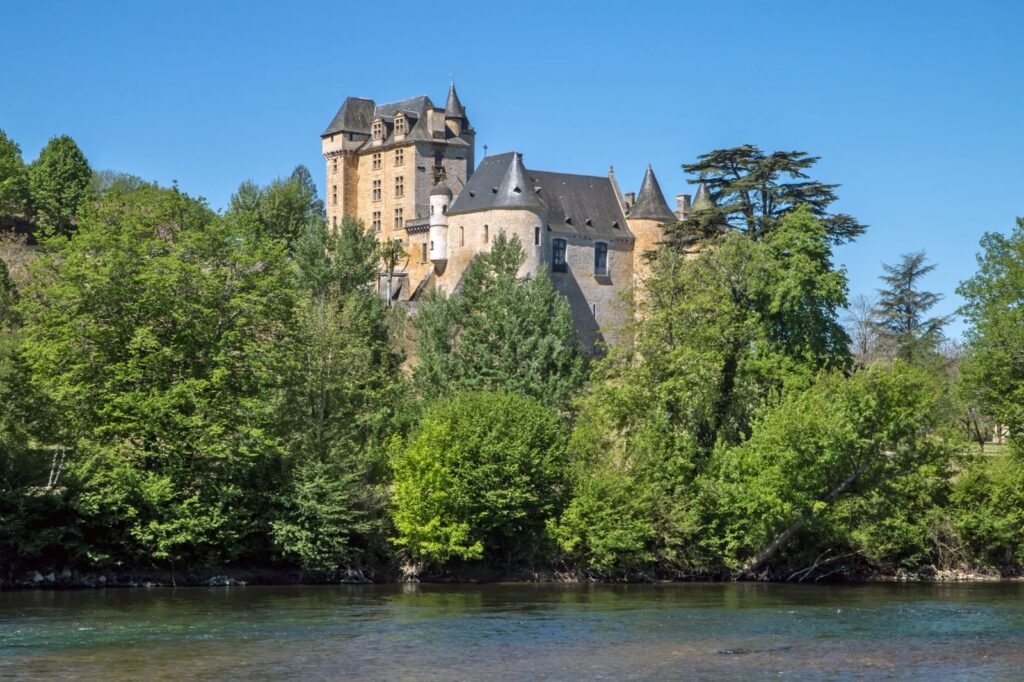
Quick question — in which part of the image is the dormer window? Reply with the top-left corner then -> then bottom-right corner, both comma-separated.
372,119 -> 384,141
395,114 -> 407,136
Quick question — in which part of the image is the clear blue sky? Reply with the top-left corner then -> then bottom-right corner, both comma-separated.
5,0 -> 1022,336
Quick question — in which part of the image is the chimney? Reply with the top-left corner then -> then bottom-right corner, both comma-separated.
624,191 -> 635,209
675,194 -> 692,219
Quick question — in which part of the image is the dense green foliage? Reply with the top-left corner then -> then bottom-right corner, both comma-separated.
392,391 -> 566,565
0,130 -> 30,218
27,135 -> 92,237
1,131 -> 1022,582
413,233 -> 585,408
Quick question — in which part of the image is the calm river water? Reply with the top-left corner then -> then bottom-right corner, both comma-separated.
2,582 -> 1024,680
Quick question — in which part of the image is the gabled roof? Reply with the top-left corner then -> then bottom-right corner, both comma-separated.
627,165 -> 676,222
448,152 -> 630,239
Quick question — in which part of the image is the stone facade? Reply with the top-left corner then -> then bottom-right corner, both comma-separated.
321,85 -> 690,351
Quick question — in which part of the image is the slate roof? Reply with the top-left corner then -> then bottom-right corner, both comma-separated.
322,95 -> 434,137
691,182 -> 713,210
447,152 -> 631,239
445,82 -> 466,118
627,165 -> 676,222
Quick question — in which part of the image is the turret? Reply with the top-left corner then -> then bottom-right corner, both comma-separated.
445,82 -> 467,138
429,179 -> 452,268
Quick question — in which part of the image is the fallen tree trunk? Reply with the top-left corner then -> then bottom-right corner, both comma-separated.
742,459 -> 871,575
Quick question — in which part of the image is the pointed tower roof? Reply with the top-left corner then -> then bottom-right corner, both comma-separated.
691,182 -> 713,210
445,82 -> 466,119
628,165 -> 676,222
430,178 -> 453,198
495,152 -> 546,210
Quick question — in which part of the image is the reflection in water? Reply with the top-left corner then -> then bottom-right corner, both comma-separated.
2,583 -> 1024,680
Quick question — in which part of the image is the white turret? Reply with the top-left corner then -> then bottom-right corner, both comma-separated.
429,179 -> 452,267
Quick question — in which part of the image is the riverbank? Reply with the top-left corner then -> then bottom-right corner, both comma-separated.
3,563 -> 1021,590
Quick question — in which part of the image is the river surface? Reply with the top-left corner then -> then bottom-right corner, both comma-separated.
2,582 -> 1024,680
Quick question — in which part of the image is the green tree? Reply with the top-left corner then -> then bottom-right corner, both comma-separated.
0,129 -> 30,219
673,145 -> 865,244
413,232 -> 585,408
391,391 -> 567,566
227,165 -> 324,249
27,135 -> 92,237
703,362 -> 956,575
272,217 -> 403,572
957,218 -> 1024,437
19,181 -> 292,567
872,251 -> 951,364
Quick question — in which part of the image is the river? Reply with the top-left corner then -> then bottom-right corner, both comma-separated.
2,582 -> 1023,680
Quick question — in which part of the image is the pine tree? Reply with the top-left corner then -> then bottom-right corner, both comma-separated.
872,251 -> 952,363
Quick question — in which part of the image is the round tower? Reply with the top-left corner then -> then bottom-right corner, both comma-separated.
627,165 -> 677,296
429,180 -> 452,269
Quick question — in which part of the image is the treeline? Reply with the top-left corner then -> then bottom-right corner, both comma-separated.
1,132 -> 1023,581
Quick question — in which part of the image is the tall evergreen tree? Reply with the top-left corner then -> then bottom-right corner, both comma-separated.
872,251 -> 951,363
673,145 -> 865,245
27,135 -> 92,237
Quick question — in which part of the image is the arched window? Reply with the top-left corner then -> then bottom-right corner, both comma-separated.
594,242 -> 608,276
552,238 -> 567,272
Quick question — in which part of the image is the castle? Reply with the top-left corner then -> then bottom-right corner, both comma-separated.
321,83 -> 704,350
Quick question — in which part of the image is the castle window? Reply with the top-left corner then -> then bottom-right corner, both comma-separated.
552,238 -> 567,273
372,152 -> 382,170
394,208 -> 404,229
421,243 -> 427,263
332,158 -> 338,173
395,115 -> 407,135
442,204 -> 447,215
395,148 -> 405,166
395,176 -> 404,198
372,211 -> 381,232
430,204 -> 434,216
332,185 -> 337,206
372,120 -> 383,140
594,242 -> 608,276
372,179 -> 381,201
483,224 -> 489,244
534,226 -> 540,246
460,226 -> 464,246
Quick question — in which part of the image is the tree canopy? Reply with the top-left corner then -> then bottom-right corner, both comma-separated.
671,145 -> 866,245
27,135 -> 92,237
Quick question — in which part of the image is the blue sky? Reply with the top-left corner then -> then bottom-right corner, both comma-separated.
4,0 -> 1022,336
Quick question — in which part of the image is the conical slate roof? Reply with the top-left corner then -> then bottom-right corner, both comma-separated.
496,152 -> 546,210
430,178 -> 452,197
445,82 -> 466,119
691,182 -> 713,210
628,165 -> 675,222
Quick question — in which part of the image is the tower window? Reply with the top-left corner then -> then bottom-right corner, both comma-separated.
372,120 -> 383,140
534,226 -> 540,246
421,243 -> 427,263
395,149 -> 405,166
332,158 -> 338,173
460,226 -> 464,246
372,152 -> 382,170
442,204 -> 447,214
594,242 -> 608,276
483,224 -> 489,244
372,180 -> 382,201
552,238 -> 567,272
395,176 -> 404,198
332,185 -> 337,206
372,211 -> 381,232
394,208 -> 404,229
